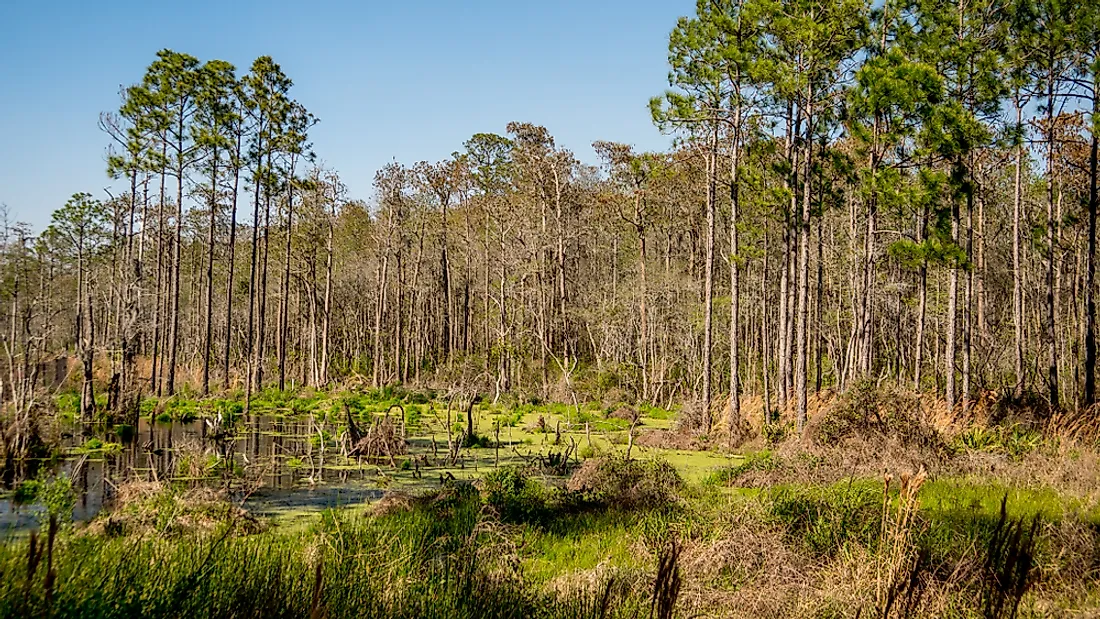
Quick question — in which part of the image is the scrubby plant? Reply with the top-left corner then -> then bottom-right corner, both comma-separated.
495,409 -> 524,428
762,419 -> 791,445
956,424 -> 1045,460
480,466 -> 548,524
814,381 -> 946,455
404,405 -> 423,429
18,471 -> 77,525
979,495 -> 1042,619
566,455 -> 683,509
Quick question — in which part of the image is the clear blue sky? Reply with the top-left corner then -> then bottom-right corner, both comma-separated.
0,0 -> 689,230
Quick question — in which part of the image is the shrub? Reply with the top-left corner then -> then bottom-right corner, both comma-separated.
566,455 -> 683,509
54,391 -> 81,419
956,424 -> 1044,460
404,404 -> 423,429
813,381 -> 945,454
762,420 -> 791,445
480,466 -> 548,524
405,390 -> 431,405
18,471 -> 77,524
496,409 -> 523,428
12,479 -> 40,504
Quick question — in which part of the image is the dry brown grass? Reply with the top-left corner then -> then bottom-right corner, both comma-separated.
84,480 -> 264,538
955,445 -> 1100,501
368,490 -> 429,516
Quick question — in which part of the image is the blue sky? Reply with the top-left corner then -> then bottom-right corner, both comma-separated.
0,0 -> 690,231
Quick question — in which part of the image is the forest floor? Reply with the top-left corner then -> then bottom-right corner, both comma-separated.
2,384 -> 1100,617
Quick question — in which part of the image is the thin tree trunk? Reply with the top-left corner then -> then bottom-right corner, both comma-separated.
321,190 -> 335,385
223,132 -> 241,392
702,120 -> 718,431
1013,100 -> 1026,399
795,97 -> 813,433
202,140 -> 219,395
729,91 -> 742,438
167,112 -> 185,395
1045,69 -> 1060,409
946,204 -> 959,412
1086,68 -> 1099,407
914,203 -> 928,390
278,175 -> 295,390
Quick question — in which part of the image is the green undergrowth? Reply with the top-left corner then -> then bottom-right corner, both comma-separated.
2,476 -> 660,619
3,450 -> 1100,618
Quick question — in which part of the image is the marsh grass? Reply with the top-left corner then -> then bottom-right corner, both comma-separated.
1,453 -> 1097,619
9,385 -> 1100,618
1,484 -> 655,619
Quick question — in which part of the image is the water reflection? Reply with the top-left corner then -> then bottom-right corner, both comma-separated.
2,415 -> 385,531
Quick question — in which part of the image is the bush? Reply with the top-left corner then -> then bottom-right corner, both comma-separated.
762,420 -> 791,445
404,405 -> 423,429
813,381 -> 945,454
956,424 -> 1044,460
404,390 -> 432,405
18,471 -> 77,524
88,482 -> 263,538
495,409 -> 524,428
12,479 -> 40,504
480,466 -> 548,524
566,455 -> 683,509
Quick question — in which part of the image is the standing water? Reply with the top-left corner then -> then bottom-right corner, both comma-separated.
0,415 -> 385,532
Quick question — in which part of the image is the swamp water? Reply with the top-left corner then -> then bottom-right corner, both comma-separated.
0,415 -> 386,532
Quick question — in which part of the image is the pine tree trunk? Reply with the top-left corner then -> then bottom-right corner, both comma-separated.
914,202 -> 928,391
202,142 -> 218,395
702,121 -> 717,431
1045,71 -> 1060,410
244,162 -> 263,414
278,175 -> 294,390
946,205 -> 959,412
1085,68 -> 1099,408
728,97 -> 742,437
255,163 -> 273,391
795,98 -> 813,434
1013,101 -> 1026,399
167,116 -> 185,395
223,133 -> 241,392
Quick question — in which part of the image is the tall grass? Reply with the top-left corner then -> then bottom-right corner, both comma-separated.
0,485 -> 652,619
